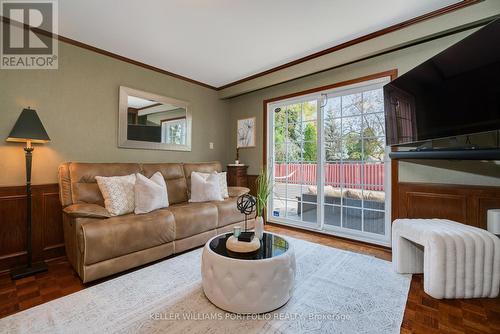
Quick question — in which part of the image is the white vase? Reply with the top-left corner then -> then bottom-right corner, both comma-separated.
255,216 -> 264,240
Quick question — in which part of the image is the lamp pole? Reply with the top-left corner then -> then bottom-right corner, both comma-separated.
25,140 -> 34,268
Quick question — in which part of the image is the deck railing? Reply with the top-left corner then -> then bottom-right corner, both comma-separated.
274,163 -> 384,191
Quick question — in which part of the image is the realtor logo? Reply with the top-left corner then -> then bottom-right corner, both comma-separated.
1,0 -> 58,69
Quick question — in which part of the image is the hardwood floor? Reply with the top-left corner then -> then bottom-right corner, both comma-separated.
1,224 -> 499,334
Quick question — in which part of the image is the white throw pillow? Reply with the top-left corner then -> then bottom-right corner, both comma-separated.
95,174 -> 136,216
189,172 -> 223,202
134,172 -> 169,214
199,171 -> 228,198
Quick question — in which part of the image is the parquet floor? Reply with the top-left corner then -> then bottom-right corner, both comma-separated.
0,224 -> 499,334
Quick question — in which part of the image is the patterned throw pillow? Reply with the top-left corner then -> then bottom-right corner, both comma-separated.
95,174 -> 136,216
199,171 -> 228,198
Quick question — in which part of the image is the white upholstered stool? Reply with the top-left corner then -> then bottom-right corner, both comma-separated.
392,219 -> 500,299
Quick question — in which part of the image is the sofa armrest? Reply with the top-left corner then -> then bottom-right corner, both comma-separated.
228,186 -> 250,198
63,203 -> 111,219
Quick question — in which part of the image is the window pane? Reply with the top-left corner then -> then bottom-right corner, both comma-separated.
271,198 -> 286,218
363,194 -> 385,211
324,186 -> 342,206
301,164 -> 316,184
342,207 -> 362,231
342,116 -> 363,161
303,101 -> 317,121
342,93 -> 363,116
274,142 -> 286,163
300,184 -> 318,203
285,104 -> 301,124
324,163 -> 342,184
285,200 -> 301,220
362,162 -> 385,188
362,137 -> 385,162
324,96 -> 342,119
300,121 -> 317,141
286,122 -> 302,141
363,210 -> 385,235
278,183 -> 302,201
324,117 -> 343,161
273,163 -> 288,180
286,141 -> 302,162
362,112 -> 385,137
302,141 -> 317,162
341,162 -> 362,186
301,202 -> 317,223
342,116 -> 362,136
324,204 -> 341,227
362,89 -> 384,114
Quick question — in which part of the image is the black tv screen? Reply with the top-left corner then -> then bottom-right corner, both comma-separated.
384,19 -> 500,146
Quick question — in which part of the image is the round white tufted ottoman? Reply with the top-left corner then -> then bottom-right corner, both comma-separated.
201,232 -> 296,314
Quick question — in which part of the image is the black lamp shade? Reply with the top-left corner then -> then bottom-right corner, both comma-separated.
6,108 -> 50,143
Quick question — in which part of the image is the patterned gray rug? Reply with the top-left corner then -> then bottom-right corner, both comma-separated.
1,236 -> 411,334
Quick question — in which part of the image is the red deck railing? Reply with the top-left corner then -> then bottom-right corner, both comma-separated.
274,163 -> 384,191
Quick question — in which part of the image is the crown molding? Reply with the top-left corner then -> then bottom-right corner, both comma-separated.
0,0 -> 482,92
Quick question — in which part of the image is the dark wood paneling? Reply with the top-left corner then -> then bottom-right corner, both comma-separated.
396,182 -> 500,229
405,192 -> 467,223
391,147 -> 399,222
227,165 -> 249,187
0,184 -> 63,273
0,195 -> 27,259
247,175 -> 258,196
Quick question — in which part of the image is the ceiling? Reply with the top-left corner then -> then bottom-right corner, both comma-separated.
59,0 -> 461,88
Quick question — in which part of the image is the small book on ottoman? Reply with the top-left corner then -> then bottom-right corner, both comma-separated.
238,231 -> 255,242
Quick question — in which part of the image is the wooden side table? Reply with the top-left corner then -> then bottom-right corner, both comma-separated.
227,165 -> 248,187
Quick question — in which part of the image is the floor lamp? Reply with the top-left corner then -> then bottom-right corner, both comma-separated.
6,108 -> 50,279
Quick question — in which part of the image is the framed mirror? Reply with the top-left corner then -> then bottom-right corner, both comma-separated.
118,86 -> 191,151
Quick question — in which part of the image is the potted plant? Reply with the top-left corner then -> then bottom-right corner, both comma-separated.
255,167 -> 272,239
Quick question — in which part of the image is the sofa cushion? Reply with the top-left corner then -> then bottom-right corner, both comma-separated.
213,197 -> 246,228
168,202 -> 218,239
69,163 -> 141,205
58,163 -> 73,207
141,163 -> 188,205
63,203 -> 111,218
81,210 -> 175,265
183,162 -> 222,197
228,186 -> 250,198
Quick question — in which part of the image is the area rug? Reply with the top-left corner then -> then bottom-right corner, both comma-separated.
0,236 -> 411,334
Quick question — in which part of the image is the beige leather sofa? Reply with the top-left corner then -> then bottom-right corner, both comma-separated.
58,161 -> 251,283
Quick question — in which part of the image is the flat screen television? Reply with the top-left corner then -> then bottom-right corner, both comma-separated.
384,18 -> 500,146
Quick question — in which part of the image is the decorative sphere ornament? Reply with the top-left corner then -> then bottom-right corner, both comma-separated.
237,194 -> 256,215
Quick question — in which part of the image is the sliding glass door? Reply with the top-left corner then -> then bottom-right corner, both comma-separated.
268,77 -> 391,245
271,98 -> 321,228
